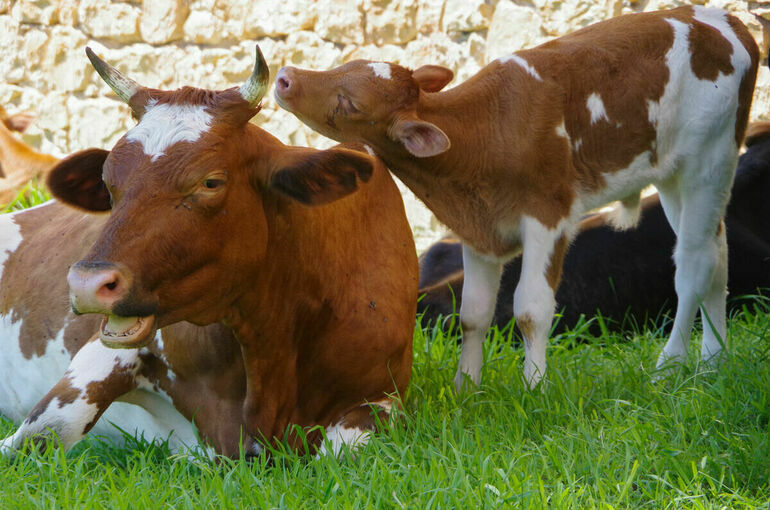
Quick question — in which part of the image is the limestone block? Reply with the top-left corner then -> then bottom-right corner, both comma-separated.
751,66 -> 770,121
66,96 -> 133,152
416,0 -> 444,34
0,0 -> 9,14
314,0 -> 365,44
183,9 -> 227,44
403,33 -> 466,79
224,0 -> 316,39
20,28 -> 48,86
79,0 -> 141,43
364,0 -> 419,45
284,31 -> 343,69
541,0 -> 622,37
443,0 -> 494,35
91,43 -> 187,90
487,2 -> 545,60
59,0 -> 77,25
37,27 -> 91,92
342,43 -> 406,63
0,16 -> 23,84
140,0 -> 189,44
643,0 -> 701,9
11,0 -> 61,24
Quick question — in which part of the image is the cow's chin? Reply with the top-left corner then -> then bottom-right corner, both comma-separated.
99,314 -> 156,349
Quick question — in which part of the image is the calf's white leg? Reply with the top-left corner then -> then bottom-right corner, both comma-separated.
514,217 -> 568,389
454,244 -> 501,391
656,173 -> 732,372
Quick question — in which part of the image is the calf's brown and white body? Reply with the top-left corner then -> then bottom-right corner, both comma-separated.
275,7 -> 759,388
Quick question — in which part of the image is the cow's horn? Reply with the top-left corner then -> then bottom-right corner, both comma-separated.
85,47 -> 141,104
239,45 -> 269,107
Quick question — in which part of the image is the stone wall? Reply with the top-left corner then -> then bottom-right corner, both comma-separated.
2,0 -> 769,251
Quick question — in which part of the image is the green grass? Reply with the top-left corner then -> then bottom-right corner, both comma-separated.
2,179 -> 51,213
2,302 -> 769,508
2,182 -> 769,507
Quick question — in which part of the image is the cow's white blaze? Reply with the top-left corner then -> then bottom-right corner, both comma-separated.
586,93 -> 609,124
126,100 -> 212,161
499,54 -> 542,81
367,62 -> 392,80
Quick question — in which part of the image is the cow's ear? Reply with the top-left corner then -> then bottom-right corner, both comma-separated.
47,148 -> 111,212
3,113 -> 35,133
412,65 -> 453,93
268,146 -> 374,206
390,116 -> 450,158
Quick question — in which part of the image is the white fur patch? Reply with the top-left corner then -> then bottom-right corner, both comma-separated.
499,54 -> 542,81
586,93 -> 609,124
555,121 -> 568,140
367,62 -> 392,80
318,422 -> 371,458
126,100 -> 212,161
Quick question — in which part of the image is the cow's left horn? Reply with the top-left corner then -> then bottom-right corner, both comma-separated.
85,47 -> 142,104
239,45 -> 269,107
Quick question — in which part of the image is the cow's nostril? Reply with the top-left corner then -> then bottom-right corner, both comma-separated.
105,281 -> 117,291
277,77 -> 290,91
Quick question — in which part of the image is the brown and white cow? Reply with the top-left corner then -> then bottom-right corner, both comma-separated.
274,6 -> 759,389
0,107 -> 59,204
1,46 -> 417,457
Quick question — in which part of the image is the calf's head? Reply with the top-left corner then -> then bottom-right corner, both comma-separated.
50,47 -> 374,349
274,60 -> 454,158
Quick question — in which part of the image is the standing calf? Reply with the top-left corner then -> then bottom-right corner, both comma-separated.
275,7 -> 759,389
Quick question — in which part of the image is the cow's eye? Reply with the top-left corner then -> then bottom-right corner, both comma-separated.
198,173 -> 227,193
203,178 -> 224,189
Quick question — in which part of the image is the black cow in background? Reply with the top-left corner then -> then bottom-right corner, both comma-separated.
418,122 -> 770,334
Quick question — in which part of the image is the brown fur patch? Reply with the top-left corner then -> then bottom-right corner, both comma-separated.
26,376 -> 82,424
0,202 -> 104,359
516,314 -> 535,340
688,18 -> 734,81
545,235 -> 569,291
728,14 -> 759,146
82,360 -> 137,434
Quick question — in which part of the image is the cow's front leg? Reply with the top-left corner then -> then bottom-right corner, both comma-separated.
514,217 -> 569,389
0,337 -> 139,455
454,244 -> 502,391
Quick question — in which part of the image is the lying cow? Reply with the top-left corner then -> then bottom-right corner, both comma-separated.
0,107 -> 59,205
274,6 -> 759,389
418,122 -> 770,332
1,46 -> 417,457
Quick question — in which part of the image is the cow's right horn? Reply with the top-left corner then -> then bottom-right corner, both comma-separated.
85,47 -> 142,104
239,45 -> 269,107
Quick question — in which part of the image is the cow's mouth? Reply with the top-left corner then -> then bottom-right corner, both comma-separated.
99,314 -> 156,349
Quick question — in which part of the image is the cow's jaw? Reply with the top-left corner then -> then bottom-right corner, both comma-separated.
100,314 -> 156,349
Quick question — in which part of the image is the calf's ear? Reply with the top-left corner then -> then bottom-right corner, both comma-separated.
3,113 -> 35,133
268,146 -> 374,206
412,65 -> 454,93
47,148 -> 111,212
390,117 -> 450,158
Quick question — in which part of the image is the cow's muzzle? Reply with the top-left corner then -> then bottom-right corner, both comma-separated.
67,261 -> 157,349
